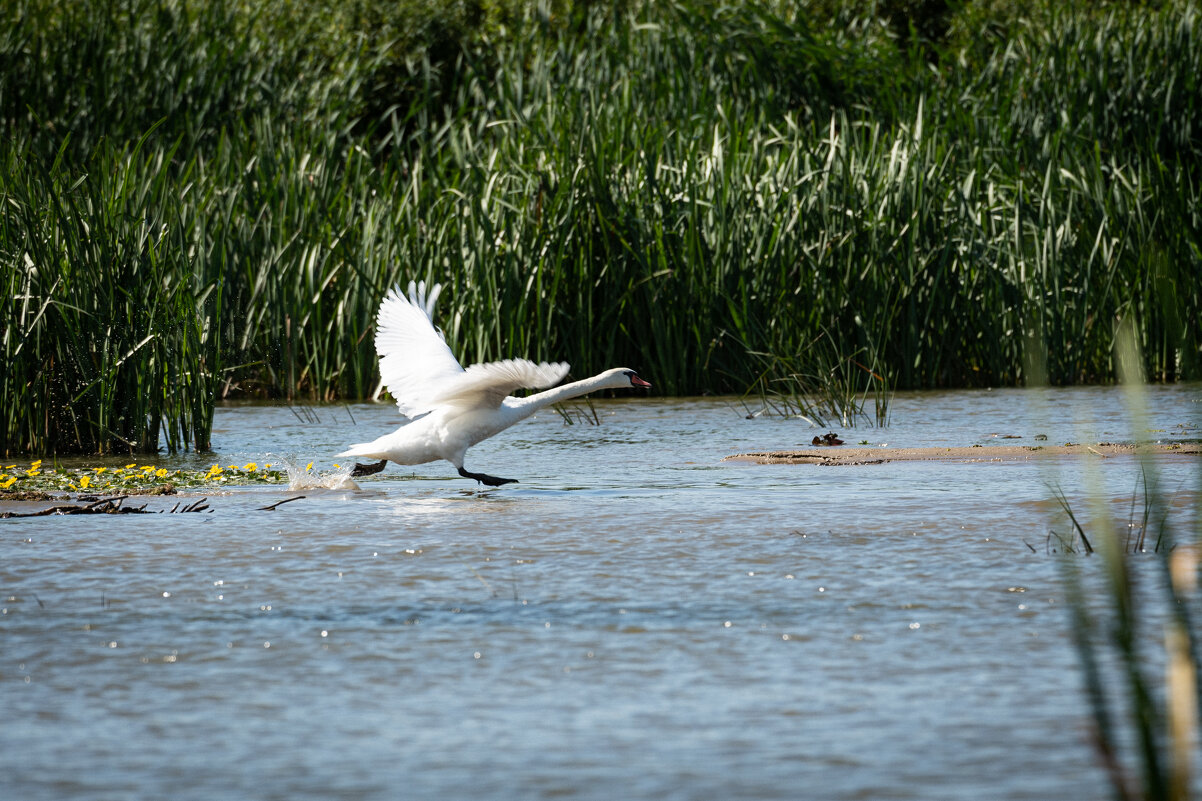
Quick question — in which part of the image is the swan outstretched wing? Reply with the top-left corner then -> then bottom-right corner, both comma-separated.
429,359 -> 570,410
375,281 -> 464,418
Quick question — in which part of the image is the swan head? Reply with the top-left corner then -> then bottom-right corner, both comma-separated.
598,368 -> 651,389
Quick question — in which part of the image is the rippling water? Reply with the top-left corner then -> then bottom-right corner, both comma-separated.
2,385 -> 1200,800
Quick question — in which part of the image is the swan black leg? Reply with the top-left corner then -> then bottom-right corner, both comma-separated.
458,466 -> 518,487
350,459 -> 387,477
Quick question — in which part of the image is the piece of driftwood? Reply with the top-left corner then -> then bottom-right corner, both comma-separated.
257,496 -> 306,511
2,493 -> 308,519
1,495 -> 148,518
166,498 -> 211,513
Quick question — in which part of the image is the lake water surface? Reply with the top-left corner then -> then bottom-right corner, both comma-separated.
2,385 -> 1200,800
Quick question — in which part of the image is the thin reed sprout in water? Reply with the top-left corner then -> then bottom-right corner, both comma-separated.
743,329 -> 892,427
2,1 -> 1200,454
1040,320 -> 1201,800
1046,468 -> 1186,557
553,397 -> 601,427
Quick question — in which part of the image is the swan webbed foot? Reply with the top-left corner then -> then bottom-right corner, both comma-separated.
350,459 -> 387,477
457,466 -> 518,487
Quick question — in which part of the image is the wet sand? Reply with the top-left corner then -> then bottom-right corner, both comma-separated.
725,442 -> 1202,465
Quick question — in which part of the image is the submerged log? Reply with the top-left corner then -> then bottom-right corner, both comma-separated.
0,495 -> 148,518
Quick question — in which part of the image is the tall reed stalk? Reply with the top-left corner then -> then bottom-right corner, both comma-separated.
1042,320 -> 1201,799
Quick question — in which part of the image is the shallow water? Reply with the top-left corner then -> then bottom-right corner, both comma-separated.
2,385 -> 1200,801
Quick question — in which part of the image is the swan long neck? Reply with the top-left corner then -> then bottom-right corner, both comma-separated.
514,372 -> 618,411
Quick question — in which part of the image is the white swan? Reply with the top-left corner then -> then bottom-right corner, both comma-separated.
337,281 -> 651,486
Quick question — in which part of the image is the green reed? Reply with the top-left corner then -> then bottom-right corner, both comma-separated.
1044,322 -> 1202,800
1,0 -> 1200,454
1,131 -> 222,454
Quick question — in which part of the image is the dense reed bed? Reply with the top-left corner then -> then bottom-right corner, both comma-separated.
1,0 -> 1199,453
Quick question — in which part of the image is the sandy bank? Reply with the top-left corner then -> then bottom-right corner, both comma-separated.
725,442 -> 1202,466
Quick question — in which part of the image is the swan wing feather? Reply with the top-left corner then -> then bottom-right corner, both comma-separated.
375,281 -> 464,418
429,359 -> 570,410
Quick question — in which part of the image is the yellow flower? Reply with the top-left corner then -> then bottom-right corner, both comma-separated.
0,476 -> 16,490
208,464 -> 221,474
141,465 -> 155,473
80,475 -> 92,489
31,459 -> 42,467
306,462 -> 314,472
244,462 -> 258,472
125,463 -> 136,470
155,468 -> 168,478
227,465 -> 237,471
94,467 -> 107,474
264,463 -> 272,469
25,468 -> 40,477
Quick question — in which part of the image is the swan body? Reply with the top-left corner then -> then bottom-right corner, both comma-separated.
338,282 -> 650,486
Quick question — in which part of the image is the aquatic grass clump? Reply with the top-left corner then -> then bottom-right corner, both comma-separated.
553,398 -> 601,426
743,329 -> 892,427
0,459 -> 288,495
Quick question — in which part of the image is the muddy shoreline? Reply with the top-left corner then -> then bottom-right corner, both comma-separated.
725,442 -> 1202,466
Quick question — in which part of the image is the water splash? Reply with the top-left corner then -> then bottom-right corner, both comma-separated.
280,459 -> 360,491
